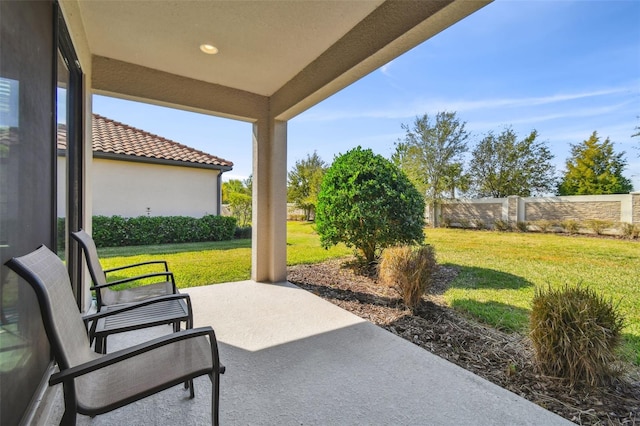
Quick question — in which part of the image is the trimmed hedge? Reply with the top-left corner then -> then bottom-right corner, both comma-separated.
59,215 -> 237,248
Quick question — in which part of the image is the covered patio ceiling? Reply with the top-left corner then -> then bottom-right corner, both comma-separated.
69,0 -> 491,121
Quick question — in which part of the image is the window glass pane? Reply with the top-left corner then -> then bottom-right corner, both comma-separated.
0,2 -> 54,424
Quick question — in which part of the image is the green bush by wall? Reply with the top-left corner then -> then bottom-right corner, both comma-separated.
58,215 -> 237,248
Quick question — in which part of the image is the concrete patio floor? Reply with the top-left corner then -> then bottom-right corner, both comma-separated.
41,280 -> 572,425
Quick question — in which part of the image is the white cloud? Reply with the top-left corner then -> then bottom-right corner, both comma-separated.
297,86 -> 636,123
471,101 -> 636,129
380,60 -> 395,77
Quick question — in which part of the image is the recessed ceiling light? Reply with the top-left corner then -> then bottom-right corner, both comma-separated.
200,44 -> 218,55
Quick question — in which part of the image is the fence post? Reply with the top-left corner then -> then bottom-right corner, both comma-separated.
433,202 -> 441,227
632,192 -> 640,225
507,196 -> 520,223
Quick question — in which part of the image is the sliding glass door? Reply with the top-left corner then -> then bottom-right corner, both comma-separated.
57,8 -> 84,307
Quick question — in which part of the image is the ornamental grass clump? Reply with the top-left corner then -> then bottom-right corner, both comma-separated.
530,285 -> 624,388
620,222 -> 639,240
379,245 -> 436,312
585,219 -> 613,235
560,219 -> 580,235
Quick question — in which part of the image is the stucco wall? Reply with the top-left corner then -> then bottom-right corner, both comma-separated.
441,200 -> 503,224
58,157 -> 220,217
438,194 -> 639,227
57,156 -> 67,217
525,200 -> 621,222
93,158 -> 219,217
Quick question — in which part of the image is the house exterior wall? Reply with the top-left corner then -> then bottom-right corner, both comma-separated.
58,157 -> 220,218
93,158 -> 220,217
57,156 -> 67,218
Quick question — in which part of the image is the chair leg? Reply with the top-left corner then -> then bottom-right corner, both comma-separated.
96,336 -> 107,354
60,382 -> 77,426
183,378 -> 194,398
211,371 -> 222,426
180,320 -> 190,391
60,409 -> 76,426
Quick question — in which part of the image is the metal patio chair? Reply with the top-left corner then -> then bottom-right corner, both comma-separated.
5,245 -> 225,425
71,229 -> 177,310
71,229 -> 192,354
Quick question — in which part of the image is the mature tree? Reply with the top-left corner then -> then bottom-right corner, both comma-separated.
316,147 -> 425,264
223,177 -> 252,227
467,128 -> 556,198
392,112 -> 470,204
441,162 -> 470,199
222,179 -> 245,204
557,131 -> 633,195
287,151 -> 326,220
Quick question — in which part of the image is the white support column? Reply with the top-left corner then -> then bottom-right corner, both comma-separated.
251,118 -> 288,283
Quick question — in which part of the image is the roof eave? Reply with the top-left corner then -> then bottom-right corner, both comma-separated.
95,152 -> 232,171
68,150 -> 233,172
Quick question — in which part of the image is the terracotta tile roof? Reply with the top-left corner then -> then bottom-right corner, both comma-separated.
0,126 -> 18,149
57,114 -> 233,169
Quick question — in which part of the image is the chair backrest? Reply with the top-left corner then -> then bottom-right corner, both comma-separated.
5,245 -> 96,370
71,229 -> 109,304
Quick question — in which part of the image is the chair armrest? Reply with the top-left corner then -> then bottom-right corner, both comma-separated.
49,327 -> 222,386
90,271 -> 176,291
104,260 -> 169,274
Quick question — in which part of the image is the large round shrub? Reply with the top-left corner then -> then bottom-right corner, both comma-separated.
316,146 -> 425,264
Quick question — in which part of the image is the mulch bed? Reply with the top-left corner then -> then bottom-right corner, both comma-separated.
288,258 -> 640,425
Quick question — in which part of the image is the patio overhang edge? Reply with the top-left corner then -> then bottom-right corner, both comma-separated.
271,0 -> 492,121
91,55 -> 268,122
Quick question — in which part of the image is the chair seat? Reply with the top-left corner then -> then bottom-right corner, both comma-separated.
94,298 -> 191,353
76,335 -> 213,415
101,281 -> 174,306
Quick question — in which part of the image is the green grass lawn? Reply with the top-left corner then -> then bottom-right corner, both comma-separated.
98,221 -> 350,287
424,228 -> 640,364
96,223 -> 639,363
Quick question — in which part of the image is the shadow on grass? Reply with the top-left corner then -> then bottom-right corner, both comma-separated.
445,264 -> 534,291
450,299 -> 530,333
97,238 -> 252,258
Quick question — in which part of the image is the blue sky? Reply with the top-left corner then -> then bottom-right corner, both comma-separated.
93,0 -> 640,190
